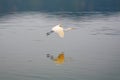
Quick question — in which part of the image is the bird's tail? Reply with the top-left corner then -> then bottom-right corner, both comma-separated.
46,31 -> 54,36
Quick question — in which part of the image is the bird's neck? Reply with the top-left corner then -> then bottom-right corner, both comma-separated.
64,28 -> 74,31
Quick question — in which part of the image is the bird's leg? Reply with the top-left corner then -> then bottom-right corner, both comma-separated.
46,31 -> 54,36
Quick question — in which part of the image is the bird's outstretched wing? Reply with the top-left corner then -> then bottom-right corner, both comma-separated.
56,29 -> 64,38
52,24 -> 64,38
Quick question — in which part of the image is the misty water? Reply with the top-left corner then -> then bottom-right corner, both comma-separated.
0,12 -> 120,80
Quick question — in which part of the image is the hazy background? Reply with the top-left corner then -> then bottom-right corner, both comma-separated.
0,0 -> 120,13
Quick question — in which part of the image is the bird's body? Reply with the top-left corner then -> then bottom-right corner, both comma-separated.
52,24 -> 64,38
46,24 -> 75,38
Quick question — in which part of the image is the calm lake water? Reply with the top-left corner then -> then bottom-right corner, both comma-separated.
0,12 -> 120,80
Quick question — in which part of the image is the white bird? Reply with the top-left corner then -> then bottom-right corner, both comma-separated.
46,24 -> 75,38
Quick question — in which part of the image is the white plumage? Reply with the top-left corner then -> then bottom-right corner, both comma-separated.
46,24 -> 75,38
52,24 -> 64,38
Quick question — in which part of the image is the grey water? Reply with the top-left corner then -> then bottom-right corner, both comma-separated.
0,12 -> 120,80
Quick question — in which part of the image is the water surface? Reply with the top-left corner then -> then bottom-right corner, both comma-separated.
0,12 -> 120,80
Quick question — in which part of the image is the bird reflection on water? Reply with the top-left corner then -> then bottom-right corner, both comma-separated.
46,52 -> 65,64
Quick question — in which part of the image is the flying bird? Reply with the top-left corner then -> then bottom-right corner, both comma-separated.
46,24 -> 75,38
